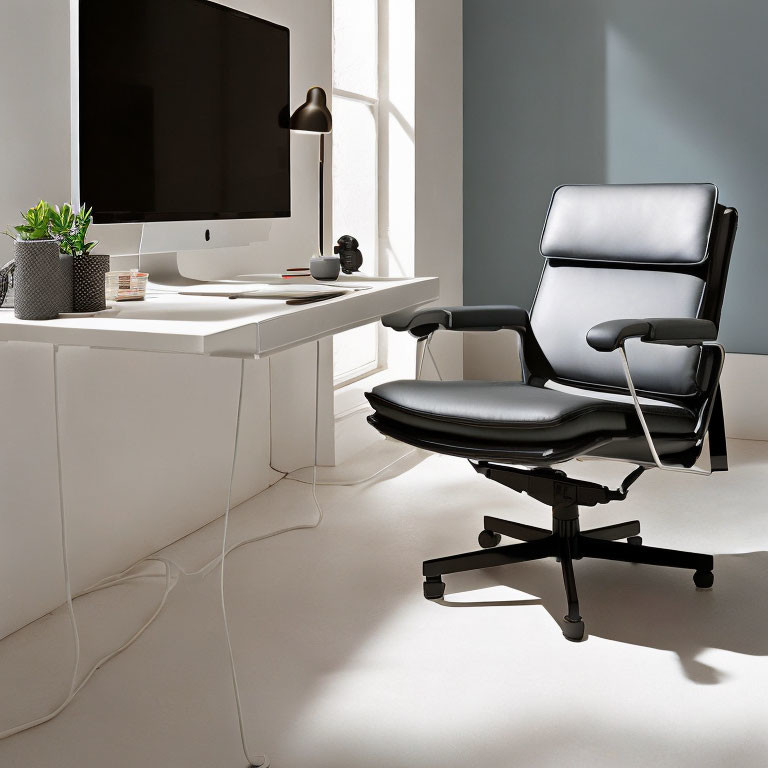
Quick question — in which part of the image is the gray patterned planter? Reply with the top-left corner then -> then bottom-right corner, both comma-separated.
13,239 -> 73,320
73,253 -> 110,312
59,251 -> 74,313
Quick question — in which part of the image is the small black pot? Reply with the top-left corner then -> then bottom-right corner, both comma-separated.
73,253 -> 110,313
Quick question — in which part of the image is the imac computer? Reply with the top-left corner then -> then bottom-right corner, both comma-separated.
71,0 -> 290,278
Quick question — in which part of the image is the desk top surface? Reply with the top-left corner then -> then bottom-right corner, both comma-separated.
0,275 -> 438,357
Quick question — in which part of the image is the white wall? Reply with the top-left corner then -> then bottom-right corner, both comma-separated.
377,0 -> 416,381
0,0 -> 71,268
719,353 -> 768,441
0,0 -> 333,639
376,0 -> 463,382
414,0 -> 463,380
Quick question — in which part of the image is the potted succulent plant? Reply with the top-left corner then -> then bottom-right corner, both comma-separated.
3,200 -> 73,320
50,204 -> 106,313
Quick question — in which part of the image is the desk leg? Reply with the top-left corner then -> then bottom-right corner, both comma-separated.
270,338 -> 334,471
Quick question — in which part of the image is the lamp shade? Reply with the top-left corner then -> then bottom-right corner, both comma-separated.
290,87 -> 332,133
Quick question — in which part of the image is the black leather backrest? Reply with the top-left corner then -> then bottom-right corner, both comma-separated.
530,184 -> 725,397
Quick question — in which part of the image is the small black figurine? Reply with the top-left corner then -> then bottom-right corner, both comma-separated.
334,235 -> 363,274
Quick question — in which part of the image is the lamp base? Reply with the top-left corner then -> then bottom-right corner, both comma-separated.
309,255 -> 341,281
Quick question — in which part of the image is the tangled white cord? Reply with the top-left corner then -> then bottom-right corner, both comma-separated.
219,358 -> 267,767
283,448 -> 417,487
0,348 -> 174,742
0,335 -> 438,756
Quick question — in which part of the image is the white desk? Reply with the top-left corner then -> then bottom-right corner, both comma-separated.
0,275 -> 438,764
0,275 -> 438,639
0,276 -> 438,358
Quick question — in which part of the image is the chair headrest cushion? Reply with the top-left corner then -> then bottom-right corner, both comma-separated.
540,183 -> 718,265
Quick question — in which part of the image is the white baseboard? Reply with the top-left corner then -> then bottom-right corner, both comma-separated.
720,353 -> 768,441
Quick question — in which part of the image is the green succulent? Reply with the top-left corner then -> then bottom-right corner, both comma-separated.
50,203 -> 98,256
4,200 -> 54,241
4,201 -> 99,256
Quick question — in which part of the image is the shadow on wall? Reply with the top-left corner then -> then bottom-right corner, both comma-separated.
464,0 -> 767,353
463,0 -> 607,310
601,0 -> 766,353
442,550 -> 768,684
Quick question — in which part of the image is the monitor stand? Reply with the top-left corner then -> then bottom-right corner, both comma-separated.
139,251 -> 206,289
136,219 -> 273,289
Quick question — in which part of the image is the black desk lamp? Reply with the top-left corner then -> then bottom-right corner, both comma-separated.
290,87 -> 333,256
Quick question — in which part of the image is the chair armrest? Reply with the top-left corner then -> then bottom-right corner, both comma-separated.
382,305 -> 530,339
586,318 -> 718,352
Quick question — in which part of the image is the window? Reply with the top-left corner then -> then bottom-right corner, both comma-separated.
332,0 -> 381,386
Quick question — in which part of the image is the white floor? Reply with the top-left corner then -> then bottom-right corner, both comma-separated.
1,437 -> 767,768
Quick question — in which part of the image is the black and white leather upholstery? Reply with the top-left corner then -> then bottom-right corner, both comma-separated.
364,184 -> 738,642
367,183 -> 735,469
367,380 -> 696,447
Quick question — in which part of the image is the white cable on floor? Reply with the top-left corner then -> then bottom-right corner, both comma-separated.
219,358 -> 268,768
284,447 -> 417,486
1,333 -> 429,745
0,346 -> 173,742
51,345 -> 80,698
215,344 -> 325,767
77,562 -> 168,595
0,415 -> 324,744
153,482 -> 323,581
0,563 -> 172,741
0,561 -> 172,742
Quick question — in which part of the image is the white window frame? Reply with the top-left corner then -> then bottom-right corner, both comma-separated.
331,0 -> 384,388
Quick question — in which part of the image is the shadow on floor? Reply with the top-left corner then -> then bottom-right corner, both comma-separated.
441,550 -> 768,684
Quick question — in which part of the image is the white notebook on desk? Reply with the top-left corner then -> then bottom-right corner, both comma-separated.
178,282 -> 370,299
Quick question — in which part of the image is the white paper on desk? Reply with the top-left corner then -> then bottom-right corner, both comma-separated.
178,283 -> 355,299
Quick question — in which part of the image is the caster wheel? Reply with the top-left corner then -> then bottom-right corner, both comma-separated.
693,570 -> 714,589
562,617 -> 585,642
478,530 -> 502,548
627,536 -> 642,546
423,577 -> 446,600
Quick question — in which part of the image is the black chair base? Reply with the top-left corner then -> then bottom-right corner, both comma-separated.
422,488 -> 714,642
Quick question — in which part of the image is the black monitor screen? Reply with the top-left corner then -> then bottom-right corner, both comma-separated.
79,0 -> 290,223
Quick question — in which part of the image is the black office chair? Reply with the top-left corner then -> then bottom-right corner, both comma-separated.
366,184 -> 738,641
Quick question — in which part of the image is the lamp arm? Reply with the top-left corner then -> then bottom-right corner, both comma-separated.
319,134 -> 325,256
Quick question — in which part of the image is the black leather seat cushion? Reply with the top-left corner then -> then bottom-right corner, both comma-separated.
366,381 -> 696,445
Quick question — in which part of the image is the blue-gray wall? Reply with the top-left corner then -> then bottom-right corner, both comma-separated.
464,0 -> 768,353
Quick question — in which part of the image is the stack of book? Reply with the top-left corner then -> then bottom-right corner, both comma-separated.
281,267 -> 311,278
